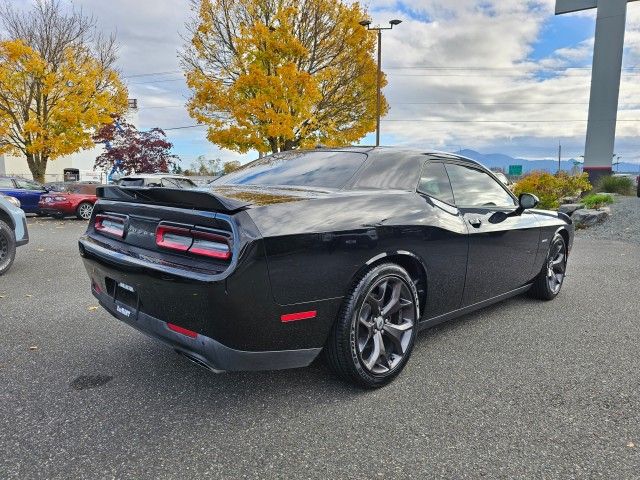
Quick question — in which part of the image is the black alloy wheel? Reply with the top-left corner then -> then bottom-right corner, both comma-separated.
529,233 -> 567,300
326,263 -> 419,388
0,220 -> 16,276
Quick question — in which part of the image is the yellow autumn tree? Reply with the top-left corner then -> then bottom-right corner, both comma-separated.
182,0 -> 386,154
0,1 -> 128,183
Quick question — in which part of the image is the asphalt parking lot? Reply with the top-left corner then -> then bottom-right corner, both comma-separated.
2,217 -> 639,478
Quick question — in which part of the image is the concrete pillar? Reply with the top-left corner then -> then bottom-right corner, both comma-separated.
583,0 -> 629,184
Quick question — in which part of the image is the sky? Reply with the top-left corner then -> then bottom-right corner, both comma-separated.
5,0 -> 640,167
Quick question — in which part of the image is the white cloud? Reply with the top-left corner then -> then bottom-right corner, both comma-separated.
5,0 -> 640,164
368,0 -> 640,162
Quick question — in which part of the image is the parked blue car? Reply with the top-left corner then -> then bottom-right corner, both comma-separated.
0,176 -> 48,214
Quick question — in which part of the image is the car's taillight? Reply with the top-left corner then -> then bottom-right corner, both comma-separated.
95,214 -> 125,238
155,225 -> 192,252
155,224 -> 231,260
189,231 -> 231,259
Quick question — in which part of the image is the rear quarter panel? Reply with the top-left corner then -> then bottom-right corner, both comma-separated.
248,190 -> 469,318
70,194 -> 98,209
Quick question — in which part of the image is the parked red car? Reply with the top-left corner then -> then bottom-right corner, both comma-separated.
38,183 -> 98,220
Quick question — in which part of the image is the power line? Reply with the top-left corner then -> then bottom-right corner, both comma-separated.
123,70 -> 182,78
139,105 -> 186,110
384,66 -> 640,71
386,72 -> 639,77
122,66 -> 640,76
162,125 -> 206,131
390,101 -> 591,105
381,119 -> 640,123
157,119 -> 640,130
128,77 -> 185,85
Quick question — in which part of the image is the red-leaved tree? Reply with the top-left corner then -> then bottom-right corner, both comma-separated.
94,120 -> 178,174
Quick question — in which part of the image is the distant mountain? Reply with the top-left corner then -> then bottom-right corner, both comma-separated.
457,149 -> 638,174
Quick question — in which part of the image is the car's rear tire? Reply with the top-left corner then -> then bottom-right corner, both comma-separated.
76,202 -> 94,220
528,233 -> 567,301
325,263 -> 419,388
0,220 -> 16,276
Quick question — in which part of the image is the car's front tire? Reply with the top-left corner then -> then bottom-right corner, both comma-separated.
0,220 -> 16,276
529,233 -> 567,300
325,263 -> 419,388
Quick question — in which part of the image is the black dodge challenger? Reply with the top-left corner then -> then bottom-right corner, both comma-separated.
79,147 -> 573,388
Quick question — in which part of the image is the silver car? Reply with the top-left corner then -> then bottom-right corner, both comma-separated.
0,193 -> 29,275
115,174 -> 197,189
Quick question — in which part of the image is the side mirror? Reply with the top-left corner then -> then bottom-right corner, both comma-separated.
518,193 -> 539,210
502,193 -> 540,220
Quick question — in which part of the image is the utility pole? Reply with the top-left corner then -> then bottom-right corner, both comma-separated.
558,140 -> 562,173
359,18 -> 402,147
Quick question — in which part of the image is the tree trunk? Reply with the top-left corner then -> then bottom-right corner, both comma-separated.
268,137 -> 279,154
283,139 -> 300,151
25,153 -> 48,184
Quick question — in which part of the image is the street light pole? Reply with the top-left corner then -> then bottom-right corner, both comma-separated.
359,18 -> 402,147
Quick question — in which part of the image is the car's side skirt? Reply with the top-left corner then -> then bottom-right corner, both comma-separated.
418,284 -> 532,331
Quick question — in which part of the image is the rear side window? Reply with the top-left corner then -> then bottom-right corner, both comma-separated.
215,151 -> 367,189
119,178 -> 145,187
417,162 -> 454,204
176,178 -> 196,188
161,177 -> 181,188
0,178 -> 13,188
445,163 -> 516,208
160,177 -> 195,188
354,153 -> 421,190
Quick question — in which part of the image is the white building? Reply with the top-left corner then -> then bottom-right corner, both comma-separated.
0,99 -> 139,183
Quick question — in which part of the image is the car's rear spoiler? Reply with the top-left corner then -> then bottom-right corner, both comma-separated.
96,186 -> 250,213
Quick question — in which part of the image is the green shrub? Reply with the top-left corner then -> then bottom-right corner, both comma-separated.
513,171 -> 592,210
598,175 -> 634,195
582,193 -> 614,209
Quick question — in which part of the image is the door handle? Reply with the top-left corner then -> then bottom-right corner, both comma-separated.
468,217 -> 482,228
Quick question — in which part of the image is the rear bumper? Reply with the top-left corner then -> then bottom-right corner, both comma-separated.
16,215 -> 29,246
93,287 -> 322,372
79,231 -> 341,370
38,202 -> 74,216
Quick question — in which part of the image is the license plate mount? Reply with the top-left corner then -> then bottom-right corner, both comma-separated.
107,278 -> 140,321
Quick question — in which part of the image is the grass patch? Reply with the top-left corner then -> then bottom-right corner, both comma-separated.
598,175 -> 634,195
582,193 -> 614,210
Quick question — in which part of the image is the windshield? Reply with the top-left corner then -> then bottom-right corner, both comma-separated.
15,179 -> 43,190
214,151 -> 368,189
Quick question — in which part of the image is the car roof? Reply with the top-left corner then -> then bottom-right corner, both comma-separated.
304,146 -> 483,167
121,174 -> 191,179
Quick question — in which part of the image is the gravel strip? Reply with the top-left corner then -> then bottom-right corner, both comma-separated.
575,195 -> 640,244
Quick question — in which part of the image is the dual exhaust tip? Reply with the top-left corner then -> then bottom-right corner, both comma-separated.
174,349 -> 225,374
